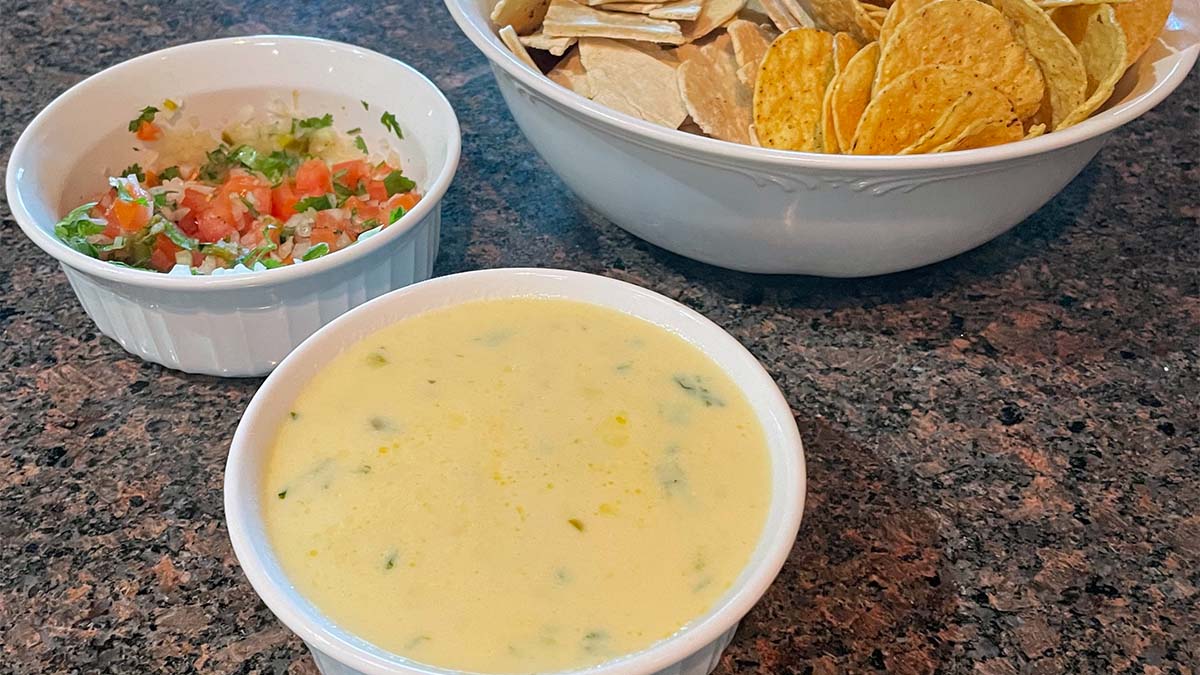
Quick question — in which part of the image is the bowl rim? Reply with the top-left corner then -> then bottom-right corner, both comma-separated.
442,0 -> 1199,172
4,34 -> 462,293
224,267 -> 807,675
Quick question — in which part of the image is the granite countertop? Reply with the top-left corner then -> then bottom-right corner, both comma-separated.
2,1 -> 1197,673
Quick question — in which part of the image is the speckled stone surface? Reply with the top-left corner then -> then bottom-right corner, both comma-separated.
1,1 -> 1197,673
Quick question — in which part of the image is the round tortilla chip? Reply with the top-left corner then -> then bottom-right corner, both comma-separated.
876,0 -> 1046,119
753,27 -> 836,151
1113,0 -> 1171,64
796,0 -> 882,43
897,84 -> 1019,153
830,40 -> 880,151
992,0 -> 1087,130
877,0 -> 939,45
851,64 -> 993,154
1054,3 -> 1129,128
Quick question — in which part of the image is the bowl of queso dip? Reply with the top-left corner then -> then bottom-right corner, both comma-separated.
225,268 -> 805,675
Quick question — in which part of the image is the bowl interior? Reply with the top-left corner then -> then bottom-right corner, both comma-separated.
446,0 -> 1199,165
8,36 -> 456,263
226,269 -> 806,675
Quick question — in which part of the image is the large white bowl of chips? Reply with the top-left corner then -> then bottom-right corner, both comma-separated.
445,0 -> 1198,276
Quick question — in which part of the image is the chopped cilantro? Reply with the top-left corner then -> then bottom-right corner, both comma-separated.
120,163 -> 145,182
199,239 -> 241,261
146,215 -> 198,251
127,106 -> 158,132
301,243 -> 330,261
354,135 -> 368,154
261,258 -> 284,269
346,127 -> 362,134
293,114 -> 333,133
158,165 -> 182,181
383,170 -> 415,196
294,195 -> 332,212
109,177 -> 149,206
360,100 -> 370,110
389,205 -> 406,224
380,111 -> 403,139
360,218 -> 381,232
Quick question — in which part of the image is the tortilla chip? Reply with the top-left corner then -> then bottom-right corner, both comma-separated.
1055,3 -> 1129,127
684,0 -> 750,41
1037,0 -> 1132,7
877,0 -> 937,45
651,0 -> 705,20
492,0 -> 552,34
1112,0 -> 1171,64
499,25 -> 540,68
898,85 -> 1019,153
992,0 -> 1086,130
602,2 -> 665,13
728,19 -> 775,87
798,0 -> 882,43
1024,122 -> 1048,137
579,37 -> 689,127
520,30 -> 579,55
851,64 -> 991,154
678,34 -> 755,143
547,48 -> 595,97
753,27 -> 836,151
830,40 -> 879,151
819,71 -> 841,152
832,31 -> 861,72
544,0 -> 687,43
876,0 -> 1046,119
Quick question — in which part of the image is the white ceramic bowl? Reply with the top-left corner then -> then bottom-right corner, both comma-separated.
225,268 -> 806,675
6,35 -> 461,376
444,0 -> 1199,276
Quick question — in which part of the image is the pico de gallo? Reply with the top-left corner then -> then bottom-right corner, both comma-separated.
54,104 -> 420,274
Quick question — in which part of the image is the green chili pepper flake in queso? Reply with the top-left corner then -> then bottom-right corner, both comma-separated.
261,298 -> 771,674
53,100 -> 420,274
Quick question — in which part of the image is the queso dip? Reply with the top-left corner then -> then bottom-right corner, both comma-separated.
261,297 -> 771,673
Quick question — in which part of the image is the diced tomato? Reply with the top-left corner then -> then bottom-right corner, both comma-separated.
385,191 -> 421,216
177,188 -> 211,236
294,159 -> 332,197
271,181 -> 300,221
341,195 -> 379,223
197,210 -> 236,242
209,170 -> 272,234
311,210 -> 347,250
365,180 -> 388,203
143,169 -> 159,187
136,121 -> 162,141
332,160 -> 370,189
103,179 -> 154,233
149,235 -> 181,272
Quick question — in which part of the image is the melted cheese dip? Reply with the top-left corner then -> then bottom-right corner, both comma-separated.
262,298 -> 770,673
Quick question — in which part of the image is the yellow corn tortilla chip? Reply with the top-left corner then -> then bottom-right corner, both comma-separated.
685,0 -> 751,41
1024,122 -> 1048,137
1037,0 -> 1132,7
520,30 -> 579,55
492,0 -> 552,34
797,0 -> 882,43
1113,0 -> 1171,64
993,0 -> 1086,130
950,117 -> 1025,149
819,70 -> 841,152
651,0 -> 705,21
830,40 -> 879,151
499,25 -> 540,68
727,19 -> 776,86
547,48 -> 595,97
851,64 -> 992,154
876,0 -> 1046,119
602,2 -> 665,13
832,31 -> 861,72
579,37 -> 689,127
878,0 -> 939,45
543,0 -> 687,43
753,27 -> 836,151
1055,3 -> 1129,127
897,85 -> 1019,153
678,34 -> 755,143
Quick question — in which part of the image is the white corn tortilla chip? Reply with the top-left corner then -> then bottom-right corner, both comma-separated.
544,0 -> 687,43
727,19 -> 775,87
547,48 -> 595,97
520,30 -> 578,55
602,2 -> 665,13
579,37 -> 689,127
684,0 -> 750,42
499,25 -> 540,68
677,33 -> 754,143
491,0 -> 551,35
651,0 -> 705,21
